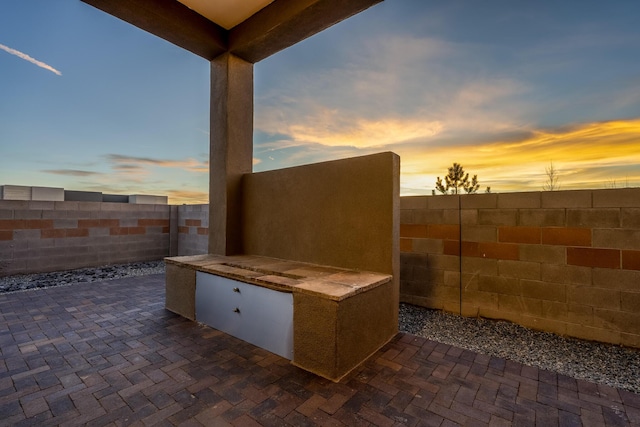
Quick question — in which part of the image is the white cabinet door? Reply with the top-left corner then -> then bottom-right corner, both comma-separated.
195,272 -> 293,359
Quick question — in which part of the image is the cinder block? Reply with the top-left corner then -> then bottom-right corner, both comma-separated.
478,275 -> 520,295
413,209 -> 444,224
519,244 -> 565,264
461,273 -> 478,290
100,203 -> 126,211
621,291 -> 640,313
567,209 -> 620,228
472,242 -> 519,260
427,224 -> 460,240
27,239 -> 55,249
462,289 -> 498,308
593,229 -> 640,250
461,303 -> 479,317
593,308 -> 640,335
400,277 -> 424,296
541,190 -> 592,208
444,270 -> 460,287
431,283 -> 459,299
460,194 -> 497,209
53,219 -> 78,229
566,285 -> 620,310
0,210 -> 13,220
593,268 -> 640,291
443,209 -> 460,224
400,210 -> 414,224
154,204 -> 172,213
498,260 -> 541,280
400,224 -> 427,238
460,209 -> 477,225
41,210 -> 60,219
461,257 -> 498,275
567,303 -> 593,326
566,323 -> 620,345
567,247 -> 620,269
428,254 -> 459,271
497,192 -> 541,209
54,201 -> 79,211
412,238 -> 442,255
120,218 -> 138,227
519,314 -> 567,336
461,225 -> 497,242
0,200 -> 29,209
518,209 -> 565,227
13,210 -> 43,220
400,196 -> 427,210
541,264 -> 591,285
27,201 -> 55,210
428,195 -> 460,209
478,209 -> 517,226
13,229 -> 41,240
400,294 -> 443,310
89,228 -> 110,237
399,238 -> 413,253
622,250 -> 640,271
541,227 -> 591,247
498,226 -> 540,244
620,333 -> 640,348
622,208 -> 640,228
521,279 -> 566,302
74,201 -> 102,212
498,294 -> 542,316
593,188 -> 640,208
541,301 -> 569,321
2,240 -> 27,251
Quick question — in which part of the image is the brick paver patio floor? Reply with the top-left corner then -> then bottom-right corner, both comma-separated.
1,274 -> 638,426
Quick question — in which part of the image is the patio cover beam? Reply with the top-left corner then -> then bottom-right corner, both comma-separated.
81,0 -> 227,60
80,0 -> 382,63
229,0 -> 383,63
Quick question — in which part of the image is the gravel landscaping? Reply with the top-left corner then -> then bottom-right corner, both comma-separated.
1,261 -> 638,394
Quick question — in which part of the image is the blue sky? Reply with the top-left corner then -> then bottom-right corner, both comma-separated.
1,0 -> 639,203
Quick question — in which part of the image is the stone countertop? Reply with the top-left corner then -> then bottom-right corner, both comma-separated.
165,254 -> 391,302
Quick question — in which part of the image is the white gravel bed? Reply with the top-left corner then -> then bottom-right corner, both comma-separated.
1,264 -> 638,394
400,303 -> 640,394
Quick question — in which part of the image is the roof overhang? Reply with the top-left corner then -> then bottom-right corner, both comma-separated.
81,0 -> 383,63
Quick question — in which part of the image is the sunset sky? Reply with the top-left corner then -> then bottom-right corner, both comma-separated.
1,0 -> 639,204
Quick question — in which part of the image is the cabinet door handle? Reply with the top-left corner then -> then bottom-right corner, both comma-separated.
233,307 -> 240,313
233,287 -> 240,293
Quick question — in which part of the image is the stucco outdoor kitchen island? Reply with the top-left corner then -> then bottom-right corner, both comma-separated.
165,254 -> 396,381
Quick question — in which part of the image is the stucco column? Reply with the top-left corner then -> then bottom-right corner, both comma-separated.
209,53 -> 253,255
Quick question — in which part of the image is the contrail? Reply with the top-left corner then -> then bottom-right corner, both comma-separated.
0,43 -> 62,76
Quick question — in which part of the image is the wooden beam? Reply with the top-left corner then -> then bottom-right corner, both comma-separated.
81,0 -> 227,60
229,0 -> 383,63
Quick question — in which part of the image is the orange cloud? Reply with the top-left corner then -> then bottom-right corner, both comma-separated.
165,189 -> 208,205
106,154 -> 208,173
400,118 -> 640,194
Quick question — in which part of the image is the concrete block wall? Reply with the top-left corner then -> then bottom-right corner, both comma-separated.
176,204 -> 209,256
0,200 -> 171,276
400,188 -> 640,348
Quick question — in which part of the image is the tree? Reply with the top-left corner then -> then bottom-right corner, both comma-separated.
543,162 -> 560,191
435,163 -> 487,194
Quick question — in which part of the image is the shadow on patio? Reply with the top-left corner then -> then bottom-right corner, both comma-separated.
1,274 -> 638,426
